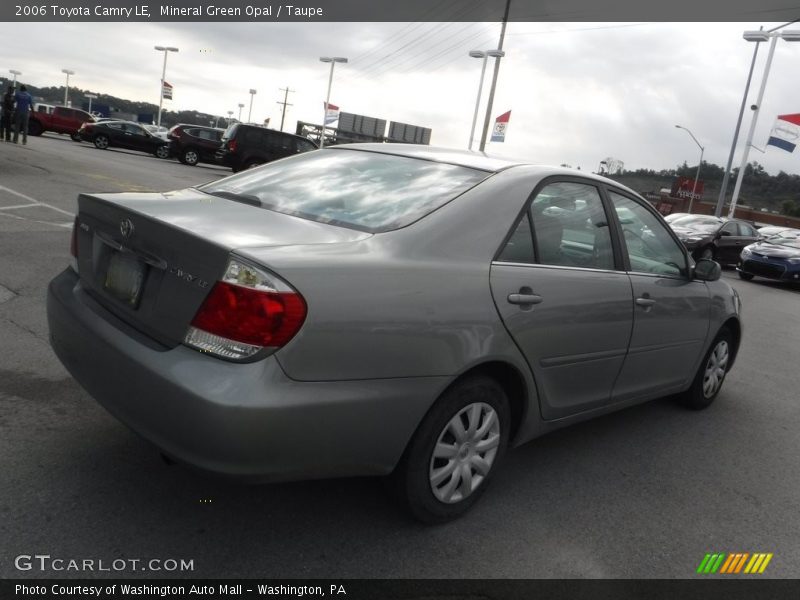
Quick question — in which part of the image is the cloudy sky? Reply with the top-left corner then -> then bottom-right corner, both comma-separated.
3,19 -> 800,176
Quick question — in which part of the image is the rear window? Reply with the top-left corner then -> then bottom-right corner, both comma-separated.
222,124 -> 238,141
198,149 -> 489,232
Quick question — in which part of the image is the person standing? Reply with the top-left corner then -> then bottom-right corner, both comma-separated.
13,85 -> 34,144
0,87 -> 14,141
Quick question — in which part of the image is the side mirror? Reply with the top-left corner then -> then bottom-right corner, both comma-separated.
694,258 -> 722,282
718,230 -> 732,237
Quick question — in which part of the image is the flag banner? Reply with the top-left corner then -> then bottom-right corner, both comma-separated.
162,81 -> 173,100
491,110 -> 511,142
766,113 -> 800,153
324,102 -> 340,125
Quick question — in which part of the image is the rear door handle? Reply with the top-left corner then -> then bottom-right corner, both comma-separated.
508,293 -> 543,306
635,297 -> 656,307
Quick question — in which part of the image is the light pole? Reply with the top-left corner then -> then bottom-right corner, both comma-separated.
154,46 -> 178,127
728,29 -> 800,218
468,50 -> 505,150
248,89 -> 257,123
61,69 -> 74,106
319,56 -> 347,149
674,125 -> 704,213
227,110 -> 233,126
9,69 -> 21,88
478,0 -> 511,152
85,93 -> 97,114
238,103 -> 244,122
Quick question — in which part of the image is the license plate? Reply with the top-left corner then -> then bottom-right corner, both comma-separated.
104,251 -> 145,306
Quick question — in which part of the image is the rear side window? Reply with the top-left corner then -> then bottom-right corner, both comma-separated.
199,150 -> 489,232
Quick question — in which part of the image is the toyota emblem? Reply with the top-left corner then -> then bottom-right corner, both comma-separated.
120,218 -> 134,239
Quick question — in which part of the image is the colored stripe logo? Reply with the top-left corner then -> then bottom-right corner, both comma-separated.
696,553 -> 773,574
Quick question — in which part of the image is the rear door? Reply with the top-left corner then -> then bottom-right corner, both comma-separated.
715,221 -> 742,264
605,190 -> 710,400
490,179 -> 634,420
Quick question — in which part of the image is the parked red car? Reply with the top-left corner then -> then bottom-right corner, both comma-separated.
29,106 -> 96,141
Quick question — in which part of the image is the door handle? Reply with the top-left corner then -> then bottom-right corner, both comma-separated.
508,293 -> 543,306
635,297 -> 656,307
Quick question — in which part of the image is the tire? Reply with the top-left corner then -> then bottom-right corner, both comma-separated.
28,120 -> 43,136
155,145 -> 170,159
679,328 -> 733,410
697,246 -> 715,261
70,132 -> 82,142
243,159 -> 264,170
737,271 -> 754,281
391,375 -> 510,524
93,134 -> 109,150
180,147 -> 200,166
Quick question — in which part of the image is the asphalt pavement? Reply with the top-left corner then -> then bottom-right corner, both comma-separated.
0,134 -> 798,579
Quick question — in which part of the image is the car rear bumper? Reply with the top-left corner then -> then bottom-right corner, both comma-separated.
47,269 -> 444,481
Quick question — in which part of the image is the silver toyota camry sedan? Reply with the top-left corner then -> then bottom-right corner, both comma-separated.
47,144 -> 742,522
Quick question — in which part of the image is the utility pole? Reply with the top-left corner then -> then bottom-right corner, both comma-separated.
277,87 -> 295,132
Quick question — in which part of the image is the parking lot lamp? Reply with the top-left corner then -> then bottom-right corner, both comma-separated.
248,89 -> 257,123
227,110 -> 233,126
674,125 -> 704,213
468,50 -> 504,150
9,69 -> 21,88
154,46 -> 178,127
728,29 -> 800,218
61,69 -> 74,106
85,93 -> 97,114
238,103 -> 245,122
319,56 -> 347,149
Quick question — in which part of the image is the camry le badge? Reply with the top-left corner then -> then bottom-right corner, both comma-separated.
120,219 -> 134,239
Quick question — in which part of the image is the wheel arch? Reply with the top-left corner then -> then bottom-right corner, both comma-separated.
721,316 -> 742,370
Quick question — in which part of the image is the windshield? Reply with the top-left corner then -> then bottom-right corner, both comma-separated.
198,149 -> 490,232
767,235 -> 800,249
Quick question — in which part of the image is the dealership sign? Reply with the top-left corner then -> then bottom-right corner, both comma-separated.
671,177 -> 704,201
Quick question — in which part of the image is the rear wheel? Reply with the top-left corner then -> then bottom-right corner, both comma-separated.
180,148 -> 200,166
70,132 -> 82,142
679,328 -> 732,410
243,159 -> 264,170
738,271 -> 754,281
391,375 -> 510,523
697,246 -> 715,261
28,120 -> 43,136
155,145 -> 170,159
93,134 -> 109,149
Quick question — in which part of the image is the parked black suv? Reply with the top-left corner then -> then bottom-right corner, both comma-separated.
215,124 -> 317,172
167,124 -> 225,166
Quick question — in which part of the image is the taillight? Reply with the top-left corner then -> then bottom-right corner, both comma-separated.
69,216 -> 79,274
228,139 -> 237,153
184,258 -> 306,361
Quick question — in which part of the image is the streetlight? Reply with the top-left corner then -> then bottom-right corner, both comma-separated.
238,103 -> 244,122
9,69 -> 21,88
85,93 -> 97,114
319,56 -> 347,149
61,69 -> 75,106
728,29 -> 800,218
227,110 -> 233,126
248,89 -> 257,123
468,49 -> 504,150
674,125 -> 705,214
154,46 -> 178,127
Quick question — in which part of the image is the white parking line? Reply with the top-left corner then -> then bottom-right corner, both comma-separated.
0,184 -> 74,216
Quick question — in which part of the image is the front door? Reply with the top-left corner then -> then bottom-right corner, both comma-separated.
606,191 -> 711,400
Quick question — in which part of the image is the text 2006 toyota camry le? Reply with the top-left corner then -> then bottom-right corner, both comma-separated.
47,145 -> 742,522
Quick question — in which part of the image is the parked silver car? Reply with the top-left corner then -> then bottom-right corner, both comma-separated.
47,145 -> 742,522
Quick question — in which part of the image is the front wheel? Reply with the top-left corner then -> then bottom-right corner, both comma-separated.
93,134 -> 109,149
697,246 -> 715,261
155,145 -> 170,159
70,132 -> 82,142
180,148 -> 199,166
391,375 -> 510,523
738,270 -> 754,281
679,328 -> 733,410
